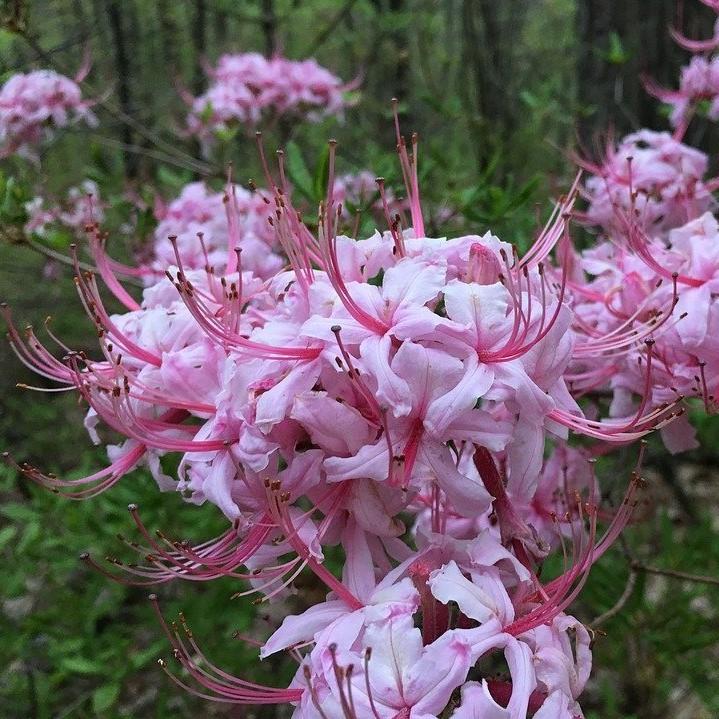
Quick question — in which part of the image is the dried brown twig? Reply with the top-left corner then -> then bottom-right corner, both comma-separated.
591,567 -> 639,628
630,561 -> 719,587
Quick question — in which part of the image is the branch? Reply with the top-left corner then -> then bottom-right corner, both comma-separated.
630,561 -> 719,587
590,567 -> 638,627
590,537 -> 719,630
305,0 -> 358,55
24,238 -> 144,288
89,134 -> 216,176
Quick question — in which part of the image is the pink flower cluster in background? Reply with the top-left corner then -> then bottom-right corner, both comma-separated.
24,180 -> 104,238
572,150 -> 719,453
330,170 -> 381,208
186,53 -> 349,146
645,2 -> 719,134
0,69 -> 96,160
148,181 -> 281,280
331,170 -> 405,221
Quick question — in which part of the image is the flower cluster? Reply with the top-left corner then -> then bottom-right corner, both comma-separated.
0,69 -> 96,160
571,197 -> 719,453
6,127 -> 671,717
24,180 -> 104,238
186,53 -> 348,145
645,1 -> 719,133
147,180 -> 281,281
580,129 -> 711,237
572,4 -> 719,453
142,173 -> 397,283
331,171 -> 381,209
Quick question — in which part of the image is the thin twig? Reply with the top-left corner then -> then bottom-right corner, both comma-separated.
53,689 -> 94,719
25,237 -> 93,273
591,567 -> 638,627
305,0 -> 358,54
25,663 -> 38,719
25,238 -> 144,288
89,135 -> 216,176
630,561 -> 719,587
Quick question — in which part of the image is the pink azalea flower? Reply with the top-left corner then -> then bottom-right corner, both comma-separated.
581,130 -> 712,237
645,55 -> 719,130
186,53 -> 350,150
6,122 -> 684,718
149,181 -> 282,279
0,69 -> 96,160
24,180 -> 104,237
295,613 -> 474,719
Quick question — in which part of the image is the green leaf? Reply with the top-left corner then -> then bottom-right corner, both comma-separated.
18,521 -> 40,553
157,166 -> 193,192
1,175 -> 26,220
381,100 -> 408,119
285,141 -> 314,201
199,101 -> 214,124
696,98 -> 713,117
44,228 -> 74,250
0,525 -> 17,550
134,207 -> 157,241
367,268 -> 384,287
342,89 -> 362,107
92,682 -> 121,714
130,640 -> 165,669
520,90 -> 539,109
0,504 -> 37,522
607,32 -> 629,65
215,126 -> 239,143
313,144 -> 331,203
62,656 -> 103,675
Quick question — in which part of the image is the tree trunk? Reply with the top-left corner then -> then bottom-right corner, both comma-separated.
261,0 -> 278,56
155,0 -> 180,72
213,5 -> 229,48
460,0 -> 529,171
104,0 -> 137,177
193,0 -> 207,94
388,0 -> 409,107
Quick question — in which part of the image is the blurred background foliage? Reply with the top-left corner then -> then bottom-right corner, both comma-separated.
0,0 -> 718,717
